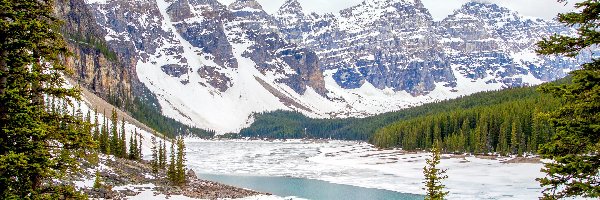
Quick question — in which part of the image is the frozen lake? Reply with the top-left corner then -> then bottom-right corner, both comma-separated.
185,139 -> 545,199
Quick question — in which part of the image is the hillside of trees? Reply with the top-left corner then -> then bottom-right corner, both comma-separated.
241,82 -> 564,155
126,92 -> 216,138
372,87 -> 559,155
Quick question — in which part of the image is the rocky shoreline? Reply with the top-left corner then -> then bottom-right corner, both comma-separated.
77,156 -> 266,199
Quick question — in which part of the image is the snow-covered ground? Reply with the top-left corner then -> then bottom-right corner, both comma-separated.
186,139 -> 547,200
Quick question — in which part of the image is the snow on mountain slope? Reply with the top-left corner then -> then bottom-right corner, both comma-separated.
82,0 -> 595,133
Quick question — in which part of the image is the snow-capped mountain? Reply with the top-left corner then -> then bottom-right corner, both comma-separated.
82,0 -> 591,133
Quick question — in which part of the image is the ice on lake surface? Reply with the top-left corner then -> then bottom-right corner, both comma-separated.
185,139 -> 545,200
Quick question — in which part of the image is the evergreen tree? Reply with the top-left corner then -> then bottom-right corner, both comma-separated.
93,171 -> 102,189
158,141 -> 165,169
137,130 -> 143,159
423,140 -> 448,200
110,109 -> 119,157
151,136 -> 158,174
101,111 -> 110,155
93,109 -> 100,141
0,0 -> 94,198
510,121 -> 520,156
132,131 -> 139,160
168,142 -> 176,184
129,134 -> 135,160
175,137 -> 187,186
120,119 -> 127,158
86,109 -> 92,135
497,119 -> 510,156
536,0 -> 600,198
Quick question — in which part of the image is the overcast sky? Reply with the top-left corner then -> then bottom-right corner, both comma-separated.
217,0 -> 581,21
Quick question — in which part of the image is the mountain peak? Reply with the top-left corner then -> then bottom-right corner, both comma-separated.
277,0 -> 304,17
228,0 -> 263,11
460,1 -> 510,14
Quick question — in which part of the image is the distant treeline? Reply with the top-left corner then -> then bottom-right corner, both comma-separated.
372,88 -> 559,155
241,80 -> 565,154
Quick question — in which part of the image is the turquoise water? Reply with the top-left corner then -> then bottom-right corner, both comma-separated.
199,173 -> 424,200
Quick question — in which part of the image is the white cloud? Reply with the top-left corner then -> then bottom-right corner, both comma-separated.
217,0 -> 581,21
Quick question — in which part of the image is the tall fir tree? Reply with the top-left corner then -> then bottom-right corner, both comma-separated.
175,137 -> 187,186
86,109 -> 92,135
0,0 -> 95,198
120,119 -> 127,158
168,142 -> 176,184
101,110 -> 110,155
129,134 -> 135,160
158,140 -> 166,169
161,141 -> 167,169
137,130 -> 143,159
422,140 -> 448,200
93,109 -> 100,141
110,109 -> 119,157
510,121 -> 521,156
151,136 -> 158,174
536,0 -> 600,198
131,131 -> 139,160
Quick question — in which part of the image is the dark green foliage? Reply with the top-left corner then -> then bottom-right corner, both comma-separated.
137,131 -> 142,160
110,109 -> 120,157
130,129 -> 140,160
174,137 -> 186,186
167,142 -> 176,184
159,140 -> 166,169
0,0 -> 95,198
128,134 -> 136,160
65,32 -> 118,62
93,171 -> 102,189
166,137 -> 187,186
119,119 -> 127,158
100,110 -> 110,155
423,141 -> 448,200
535,1 -> 600,199
243,86 -> 560,153
128,96 -> 215,138
372,86 -> 559,154
151,136 -> 159,174
93,108 -> 100,141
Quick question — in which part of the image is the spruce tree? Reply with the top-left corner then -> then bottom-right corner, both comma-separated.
168,142 -> 176,184
137,130 -> 143,159
110,108 -> 119,157
175,137 -> 187,186
536,0 -> 600,198
158,141 -> 163,168
151,136 -> 158,174
129,134 -> 135,160
158,140 -> 166,169
86,109 -> 92,135
423,140 -> 448,200
162,141 -> 168,168
131,131 -> 139,160
510,121 -> 521,156
93,171 -> 102,189
93,109 -> 100,141
101,111 -> 110,155
120,119 -> 127,158
0,0 -> 94,198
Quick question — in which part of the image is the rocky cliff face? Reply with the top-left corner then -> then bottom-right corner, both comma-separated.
275,0 -> 588,95
54,0 -> 136,103
72,0 -> 594,133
